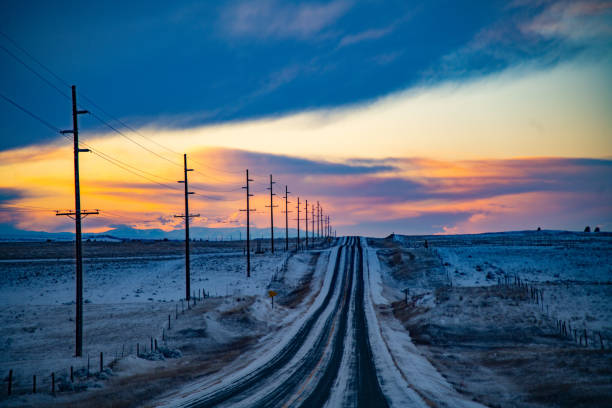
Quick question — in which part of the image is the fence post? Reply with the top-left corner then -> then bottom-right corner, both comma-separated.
584,329 -> 588,347
70,365 -> 74,382
168,314 -> 171,330
32,374 -> 36,394
51,372 -> 55,395
137,343 -> 139,356
100,352 -> 103,372
7,369 -> 12,396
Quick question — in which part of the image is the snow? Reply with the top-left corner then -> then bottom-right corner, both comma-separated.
362,237 -> 485,408
154,244 -> 341,407
371,231 -> 612,407
0,243 -> 323,404
0,251 -> 288,306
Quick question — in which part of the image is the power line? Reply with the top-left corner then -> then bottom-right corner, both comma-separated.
0,90 -> 180,192
0,92 -> 61,133
0,30 -> 184,162
0,44 -> 71,101
0,30 -> 70,90
88,149 -> 180,191
86,111 -> 182,168
0,35 -> 182,168
1,31 -> 285,186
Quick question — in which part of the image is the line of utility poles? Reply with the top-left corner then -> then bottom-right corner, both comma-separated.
240,170 -> 255,277
54,87 -> 338,360
55,85 -> 98,358
174,154 -> 199,301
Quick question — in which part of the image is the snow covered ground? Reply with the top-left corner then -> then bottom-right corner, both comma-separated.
371,231 -> 612,407
0,240 -> 329,406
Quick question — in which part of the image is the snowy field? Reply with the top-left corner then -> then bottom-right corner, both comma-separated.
0,240 -> 330,406
371,230 -> 612,408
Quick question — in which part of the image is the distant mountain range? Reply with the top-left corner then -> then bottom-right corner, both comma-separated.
0,223 -> 301,242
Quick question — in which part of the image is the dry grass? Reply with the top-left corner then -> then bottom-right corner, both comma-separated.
392,286 -> 612,407
279,252 -> 320,309
39,336 -> 259,408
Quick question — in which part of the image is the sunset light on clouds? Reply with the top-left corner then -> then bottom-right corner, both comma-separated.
0,0 -> 611,237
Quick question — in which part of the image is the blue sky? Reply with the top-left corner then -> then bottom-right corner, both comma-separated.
1,0 -> 596,150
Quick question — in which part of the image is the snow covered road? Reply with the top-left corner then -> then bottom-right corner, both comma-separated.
154,237 -> 466,408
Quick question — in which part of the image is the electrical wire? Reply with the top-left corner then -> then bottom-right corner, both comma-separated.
0,92 -> 61,133
1,31 -> 289,189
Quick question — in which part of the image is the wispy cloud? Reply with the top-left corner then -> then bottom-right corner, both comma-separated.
521,0 -> 612,43
220,0 -> 351,40
338,26 -> 394,47
432,0 -> 612,79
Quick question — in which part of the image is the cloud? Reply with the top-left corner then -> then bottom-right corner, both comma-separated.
0,187 -> 23,203
340,211 -> 474,237
370,50 -> 404,65
221,0 -> 351,40
521,0 -> 612,43
203,148 -> 397,176
433,0 -> 612,79
338,26 -> 394,47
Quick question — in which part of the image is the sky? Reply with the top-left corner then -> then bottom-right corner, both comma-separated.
0,0 -> 611,237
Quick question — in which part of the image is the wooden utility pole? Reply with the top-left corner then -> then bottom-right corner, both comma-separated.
240,170 -> 255,277
320,207 -> 323,240
266,175 -> 277,254
311,204 -> 315,245
174,154 -> 199,301
56,85 -> 97,358
305,199 -> 308,249
283,185 -> 291,251
296,197 -> 300,250
317,201 -> 320,239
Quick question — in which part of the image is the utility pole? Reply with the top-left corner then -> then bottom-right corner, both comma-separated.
296,197 -> 300,250
317,201 -> 320,239
56,85 -> 98,358
311,204 -> 315,246
240,170 -> 255,277
320,207 -> 324,240
174,154 -> 199,301
283,185 -> 291,251
305,199 -> 308,249
266,175 -> 277,254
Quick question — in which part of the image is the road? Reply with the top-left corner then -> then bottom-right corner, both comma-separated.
165,237 -> 390,408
